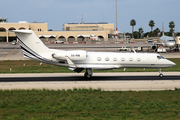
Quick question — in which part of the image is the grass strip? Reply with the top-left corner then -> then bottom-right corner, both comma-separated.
0,88 -> 180,119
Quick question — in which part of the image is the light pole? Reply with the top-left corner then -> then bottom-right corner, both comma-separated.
115,0 -> 118,41
116,0 -> 118,32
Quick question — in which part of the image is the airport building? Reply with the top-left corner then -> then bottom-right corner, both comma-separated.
0,18 -> 115,42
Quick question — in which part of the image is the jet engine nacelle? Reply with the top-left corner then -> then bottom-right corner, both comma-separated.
52,50 -> 87,61
151,45 -> 157,50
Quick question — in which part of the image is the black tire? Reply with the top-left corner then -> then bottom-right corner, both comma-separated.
84,72 -> 88,77
159,74 -> 163,78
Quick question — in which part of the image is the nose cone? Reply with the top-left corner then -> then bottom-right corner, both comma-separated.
168,60 -> 176,67
172,62 -> 176,67
158,59 -> 176,68
166,42 -> 175,47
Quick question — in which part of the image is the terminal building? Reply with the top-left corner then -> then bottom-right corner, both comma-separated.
0,18 -> 115,42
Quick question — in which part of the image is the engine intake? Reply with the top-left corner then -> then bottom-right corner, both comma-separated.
151,45 -> 157,50
52,50 -> 87,61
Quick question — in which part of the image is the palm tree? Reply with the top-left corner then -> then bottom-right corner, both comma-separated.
149,20 -> 155,36
169,21 -> 175,36
153,28 -> 160,37
130,19 -> 136,38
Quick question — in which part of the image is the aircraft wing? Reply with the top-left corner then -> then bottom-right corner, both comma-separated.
152,42 -> 165,46
65,56 -> 76,68
76,64 -> 121,70
64,53 -> 120,73
69,66 -> 115,73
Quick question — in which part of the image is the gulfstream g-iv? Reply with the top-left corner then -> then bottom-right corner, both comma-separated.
10,30 -> 176,78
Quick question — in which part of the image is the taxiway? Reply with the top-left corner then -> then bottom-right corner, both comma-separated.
0,43 -> 180,60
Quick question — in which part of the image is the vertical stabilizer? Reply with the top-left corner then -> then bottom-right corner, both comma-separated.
11,30 -> 49,56
162,22 -> 164,36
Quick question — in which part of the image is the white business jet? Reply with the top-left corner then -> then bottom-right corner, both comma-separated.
10,30 -> 176,78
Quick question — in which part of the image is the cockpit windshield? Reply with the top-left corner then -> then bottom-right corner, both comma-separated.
157,55 -> 165,60
168,39 -> 175,42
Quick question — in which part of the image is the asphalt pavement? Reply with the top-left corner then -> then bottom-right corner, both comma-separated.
0,72 -> 180,91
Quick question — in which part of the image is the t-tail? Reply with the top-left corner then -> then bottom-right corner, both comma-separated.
10,30 -> 49,60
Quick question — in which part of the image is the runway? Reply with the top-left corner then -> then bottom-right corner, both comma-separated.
0,72 -> 180,91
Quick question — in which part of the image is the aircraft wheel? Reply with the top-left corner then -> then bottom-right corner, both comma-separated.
84,72 -> 88,77
87,75 -> 91,79
84,68 -> 93,79
84,73 -> 91,79
159,74 -> 163,78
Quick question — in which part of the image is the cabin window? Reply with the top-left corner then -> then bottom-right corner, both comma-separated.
105,57 -> 109,61
121,58 -> 125,61
113,57 -> 117,61
137,58 -> 141,62
97,57 -> 101,61
129,58 -> 133,61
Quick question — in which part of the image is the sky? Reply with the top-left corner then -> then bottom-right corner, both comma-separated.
1,0 -> 180,33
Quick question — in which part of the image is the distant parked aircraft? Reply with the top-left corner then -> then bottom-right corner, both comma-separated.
151,23 -> 176,51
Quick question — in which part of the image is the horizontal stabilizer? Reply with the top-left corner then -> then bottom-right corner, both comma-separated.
8,30 -> 32,34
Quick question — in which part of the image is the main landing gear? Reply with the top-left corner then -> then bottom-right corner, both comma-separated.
84,68 -> 93,79
158,69 -> 163,78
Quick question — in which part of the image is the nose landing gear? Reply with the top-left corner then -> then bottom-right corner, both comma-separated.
159,73 -> 163,78
158,69 -> 163,78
